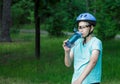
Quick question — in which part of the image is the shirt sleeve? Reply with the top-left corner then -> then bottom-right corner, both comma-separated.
91,39 -> 103,52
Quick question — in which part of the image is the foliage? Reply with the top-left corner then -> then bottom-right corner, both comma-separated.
2,0 -> 120,38
40,0 -> 120,38
45,5 -> 66,36
2,0 -> 118,38
11,0 -> 34,25
11,0 -> 34,34
92,0 -> 120,40
44,1 -> 67,36
95,14 -> 118,40
43,0 -> 85,36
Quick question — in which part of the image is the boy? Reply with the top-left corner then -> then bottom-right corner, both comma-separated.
63,13 -> 102,84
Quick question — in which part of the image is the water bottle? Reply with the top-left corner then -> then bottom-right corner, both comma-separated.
65,31 -> 82,48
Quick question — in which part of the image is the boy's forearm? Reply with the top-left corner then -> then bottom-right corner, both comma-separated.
78,60 -> 97,83
64,51 -> 72,67
77,50 -> 99,83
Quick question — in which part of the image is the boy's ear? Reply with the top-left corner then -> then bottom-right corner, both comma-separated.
90,25 -> 94,32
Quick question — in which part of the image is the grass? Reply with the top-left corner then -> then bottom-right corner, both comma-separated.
0,32 -> 120,84
102,40 -> 120,83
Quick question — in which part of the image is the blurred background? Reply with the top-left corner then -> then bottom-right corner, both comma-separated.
0,0 -> 120,84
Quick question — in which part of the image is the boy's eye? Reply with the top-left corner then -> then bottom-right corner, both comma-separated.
78,25 -> 90,29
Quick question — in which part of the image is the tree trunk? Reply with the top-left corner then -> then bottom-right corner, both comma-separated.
0,0 -> 3,29
34,0 -> 40,59
93,0 -> 96,14
86,0 -> 89,11
0,0 -> 12,42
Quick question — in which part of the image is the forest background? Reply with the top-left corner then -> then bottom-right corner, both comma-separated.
0,0 -> 120,84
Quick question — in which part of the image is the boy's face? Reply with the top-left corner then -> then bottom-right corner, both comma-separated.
78,21 -> 93,38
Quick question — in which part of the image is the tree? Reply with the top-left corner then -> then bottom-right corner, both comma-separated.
40,0 -> 119,39
45,0 -> 84,36
0,0 -> 3,29
34,0 -> 40,59
0,0 -> 12,42
92,0 -> 119,40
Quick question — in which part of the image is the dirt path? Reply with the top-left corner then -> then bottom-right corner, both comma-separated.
21,29 -> 120,39
40,30 -> 120,40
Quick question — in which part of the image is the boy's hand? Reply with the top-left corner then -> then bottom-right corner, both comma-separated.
62,39 -> 70,52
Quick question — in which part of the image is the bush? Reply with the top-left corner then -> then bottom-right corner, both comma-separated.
96,14 -> 119,40
45,1 -> 84,37
45,2 -> 69,37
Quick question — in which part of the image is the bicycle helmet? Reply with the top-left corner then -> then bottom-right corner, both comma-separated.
76,13 -> 96,26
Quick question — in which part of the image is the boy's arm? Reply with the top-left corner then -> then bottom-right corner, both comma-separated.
62,40 -> 74,67
72,49 -> 99,84
64,49 -> 74,67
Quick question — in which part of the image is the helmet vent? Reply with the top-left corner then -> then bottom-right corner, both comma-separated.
76,13 -> 96,24
80,15 -> 83,17
84,15 -> 87,17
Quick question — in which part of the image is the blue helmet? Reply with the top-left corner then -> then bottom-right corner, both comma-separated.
76,13 -> 96,26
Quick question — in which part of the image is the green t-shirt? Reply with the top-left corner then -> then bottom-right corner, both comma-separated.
71,37 -> 103,84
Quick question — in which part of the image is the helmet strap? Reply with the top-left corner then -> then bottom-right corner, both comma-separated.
85,28 -> 93,38
83,27 -> 93,45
